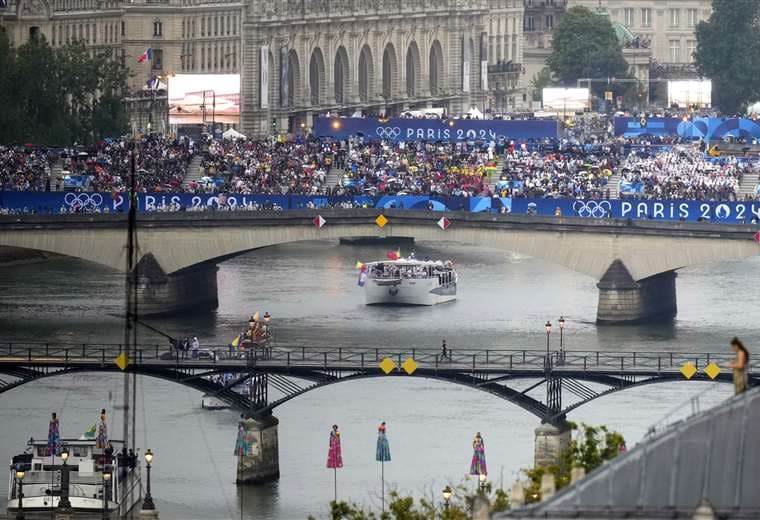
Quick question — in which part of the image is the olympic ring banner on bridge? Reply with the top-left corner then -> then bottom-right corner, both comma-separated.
3,192 -> 760,223
614,116 -> 760,141
313,117 -> 560,142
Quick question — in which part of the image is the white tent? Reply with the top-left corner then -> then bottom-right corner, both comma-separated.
466,107 -> 484,119
748,102 -> 760,115
222,128 -> 247,140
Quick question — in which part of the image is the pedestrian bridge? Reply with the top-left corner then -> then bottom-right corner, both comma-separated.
0,209 -> 757,322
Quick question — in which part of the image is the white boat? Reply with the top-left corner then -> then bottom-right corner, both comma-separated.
201,394 -> 231,410
7,438 -> 143,519
361,259 -> 457,305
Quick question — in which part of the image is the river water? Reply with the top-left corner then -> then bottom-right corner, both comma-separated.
0,240 -> 755,519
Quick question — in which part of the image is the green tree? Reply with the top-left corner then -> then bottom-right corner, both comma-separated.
530,67 -> 555,102
694,0 -> 760,114
0,31 -> 129,146
547,6 -> 630,96
523,422 -> 626,503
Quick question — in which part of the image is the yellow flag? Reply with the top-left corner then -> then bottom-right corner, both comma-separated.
231,335 -> 240,348
355,261 -> 364,269
253,311 -> 260,321
396,248 -> 401,258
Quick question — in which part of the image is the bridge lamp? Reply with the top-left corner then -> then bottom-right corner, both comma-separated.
545,321 -> 552,354
58,449 -> 72,511
558,316 -> 565,351
142,449 -> 156,510
15,468 -> 24,520
442,485 -> 453,510
478,473 -> 487,491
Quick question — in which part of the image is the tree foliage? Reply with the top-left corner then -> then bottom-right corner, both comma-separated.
0,28 -> 130,146
310,484 -> 510,520
547,6 -> 630,96
694,0 -> 760,114
530,67 -> 555,102
523,422 -> 626,503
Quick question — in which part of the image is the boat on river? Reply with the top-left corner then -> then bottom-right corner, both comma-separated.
6,438 -> 142,519
360,258 -> 457,305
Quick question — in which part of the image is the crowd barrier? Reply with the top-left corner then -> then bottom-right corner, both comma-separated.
1,192 -> 760,224
313,117 -> 560,142
615,117 -> 760,141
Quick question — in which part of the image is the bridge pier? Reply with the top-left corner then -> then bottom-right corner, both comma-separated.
596,261 -> 677,324
236,415 -> 280,485
134,256 -> 218,316
534,422 -> 571,468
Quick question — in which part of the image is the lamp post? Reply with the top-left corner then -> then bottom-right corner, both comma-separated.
478,473 -> 487,492
102,471 -> 111,520
442,485 -> 452,511
142,449 -> 155,510
15,468 -> 24,520
544,321 -> 552,355
58,449 -> 72,512
558,316 -> 565,354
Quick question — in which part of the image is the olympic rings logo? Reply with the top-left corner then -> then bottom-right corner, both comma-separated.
572,200 -> 612,218
375,127 -> 402,139
64,193 -> 104,209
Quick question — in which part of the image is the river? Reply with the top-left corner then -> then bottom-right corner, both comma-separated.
0,240 -> 755,519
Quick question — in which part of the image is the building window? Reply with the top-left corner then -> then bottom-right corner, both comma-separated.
153,20 -> 163,37
670,8 -> 679,27
525,16 -> 535,32
688,8 -> 698,27
201,18 -> 205,37
669,39 -> 680,63
624,8 -> 634,27
152,49 -> 163,70
641,8 -> 651,27
545,15 -> 553,30
686,40 -> 697,62
121,21 -> 125,37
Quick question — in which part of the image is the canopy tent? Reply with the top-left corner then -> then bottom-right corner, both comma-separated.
466,107 -> 484,119
222,128 -> 247,140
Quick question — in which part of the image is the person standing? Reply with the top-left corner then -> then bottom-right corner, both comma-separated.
469,432 -> 487,477
727,337 -> 750,395
191,336 -> 200,359
441,339 -> 448,360
46,412 -> 61,456
96,409 -> 108,449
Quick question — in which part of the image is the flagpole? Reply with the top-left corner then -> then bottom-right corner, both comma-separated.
333,467 -> 337,503
381,459 -> 385,514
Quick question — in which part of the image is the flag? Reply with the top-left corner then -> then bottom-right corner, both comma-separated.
355,261 -> 364,269
252,311 -> 260,321
137,48 -> 153,63
386,249 -> 400,261
145,76 -> 160,90
231,334 -> 241,349
84,424 -> 96,439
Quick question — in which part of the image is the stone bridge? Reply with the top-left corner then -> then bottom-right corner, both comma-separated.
0,209 -> 757,322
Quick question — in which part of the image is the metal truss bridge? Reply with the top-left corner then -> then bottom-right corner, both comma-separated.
0,343 -> 755,424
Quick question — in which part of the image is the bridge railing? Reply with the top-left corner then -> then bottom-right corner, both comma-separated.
0,343 -> 754,375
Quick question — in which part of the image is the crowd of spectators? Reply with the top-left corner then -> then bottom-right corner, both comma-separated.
619,146 -> 752,201
1,132 -> 759,204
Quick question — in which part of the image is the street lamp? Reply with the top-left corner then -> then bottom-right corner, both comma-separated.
142,449 -> 155,510
558,316 -> 565,353
442,485 -> 453,510
58,449 -> 72,512
545,321 -> 552,354
102,471 -> 111,520
15,468 -> 24,520
478,473 -> 487,492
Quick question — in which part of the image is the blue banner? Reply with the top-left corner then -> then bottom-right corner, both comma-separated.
1,192 -> 760,224
313,117 -> 559,142
615,116 -> 760,141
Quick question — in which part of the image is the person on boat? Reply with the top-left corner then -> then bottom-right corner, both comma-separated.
96,409 -> 108,449
104,442 -> 115,466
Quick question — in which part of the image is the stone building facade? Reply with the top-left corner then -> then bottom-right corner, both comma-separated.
240,0 -> 503,137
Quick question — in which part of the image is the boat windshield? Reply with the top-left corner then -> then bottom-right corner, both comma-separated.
367,262 -> 444,280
